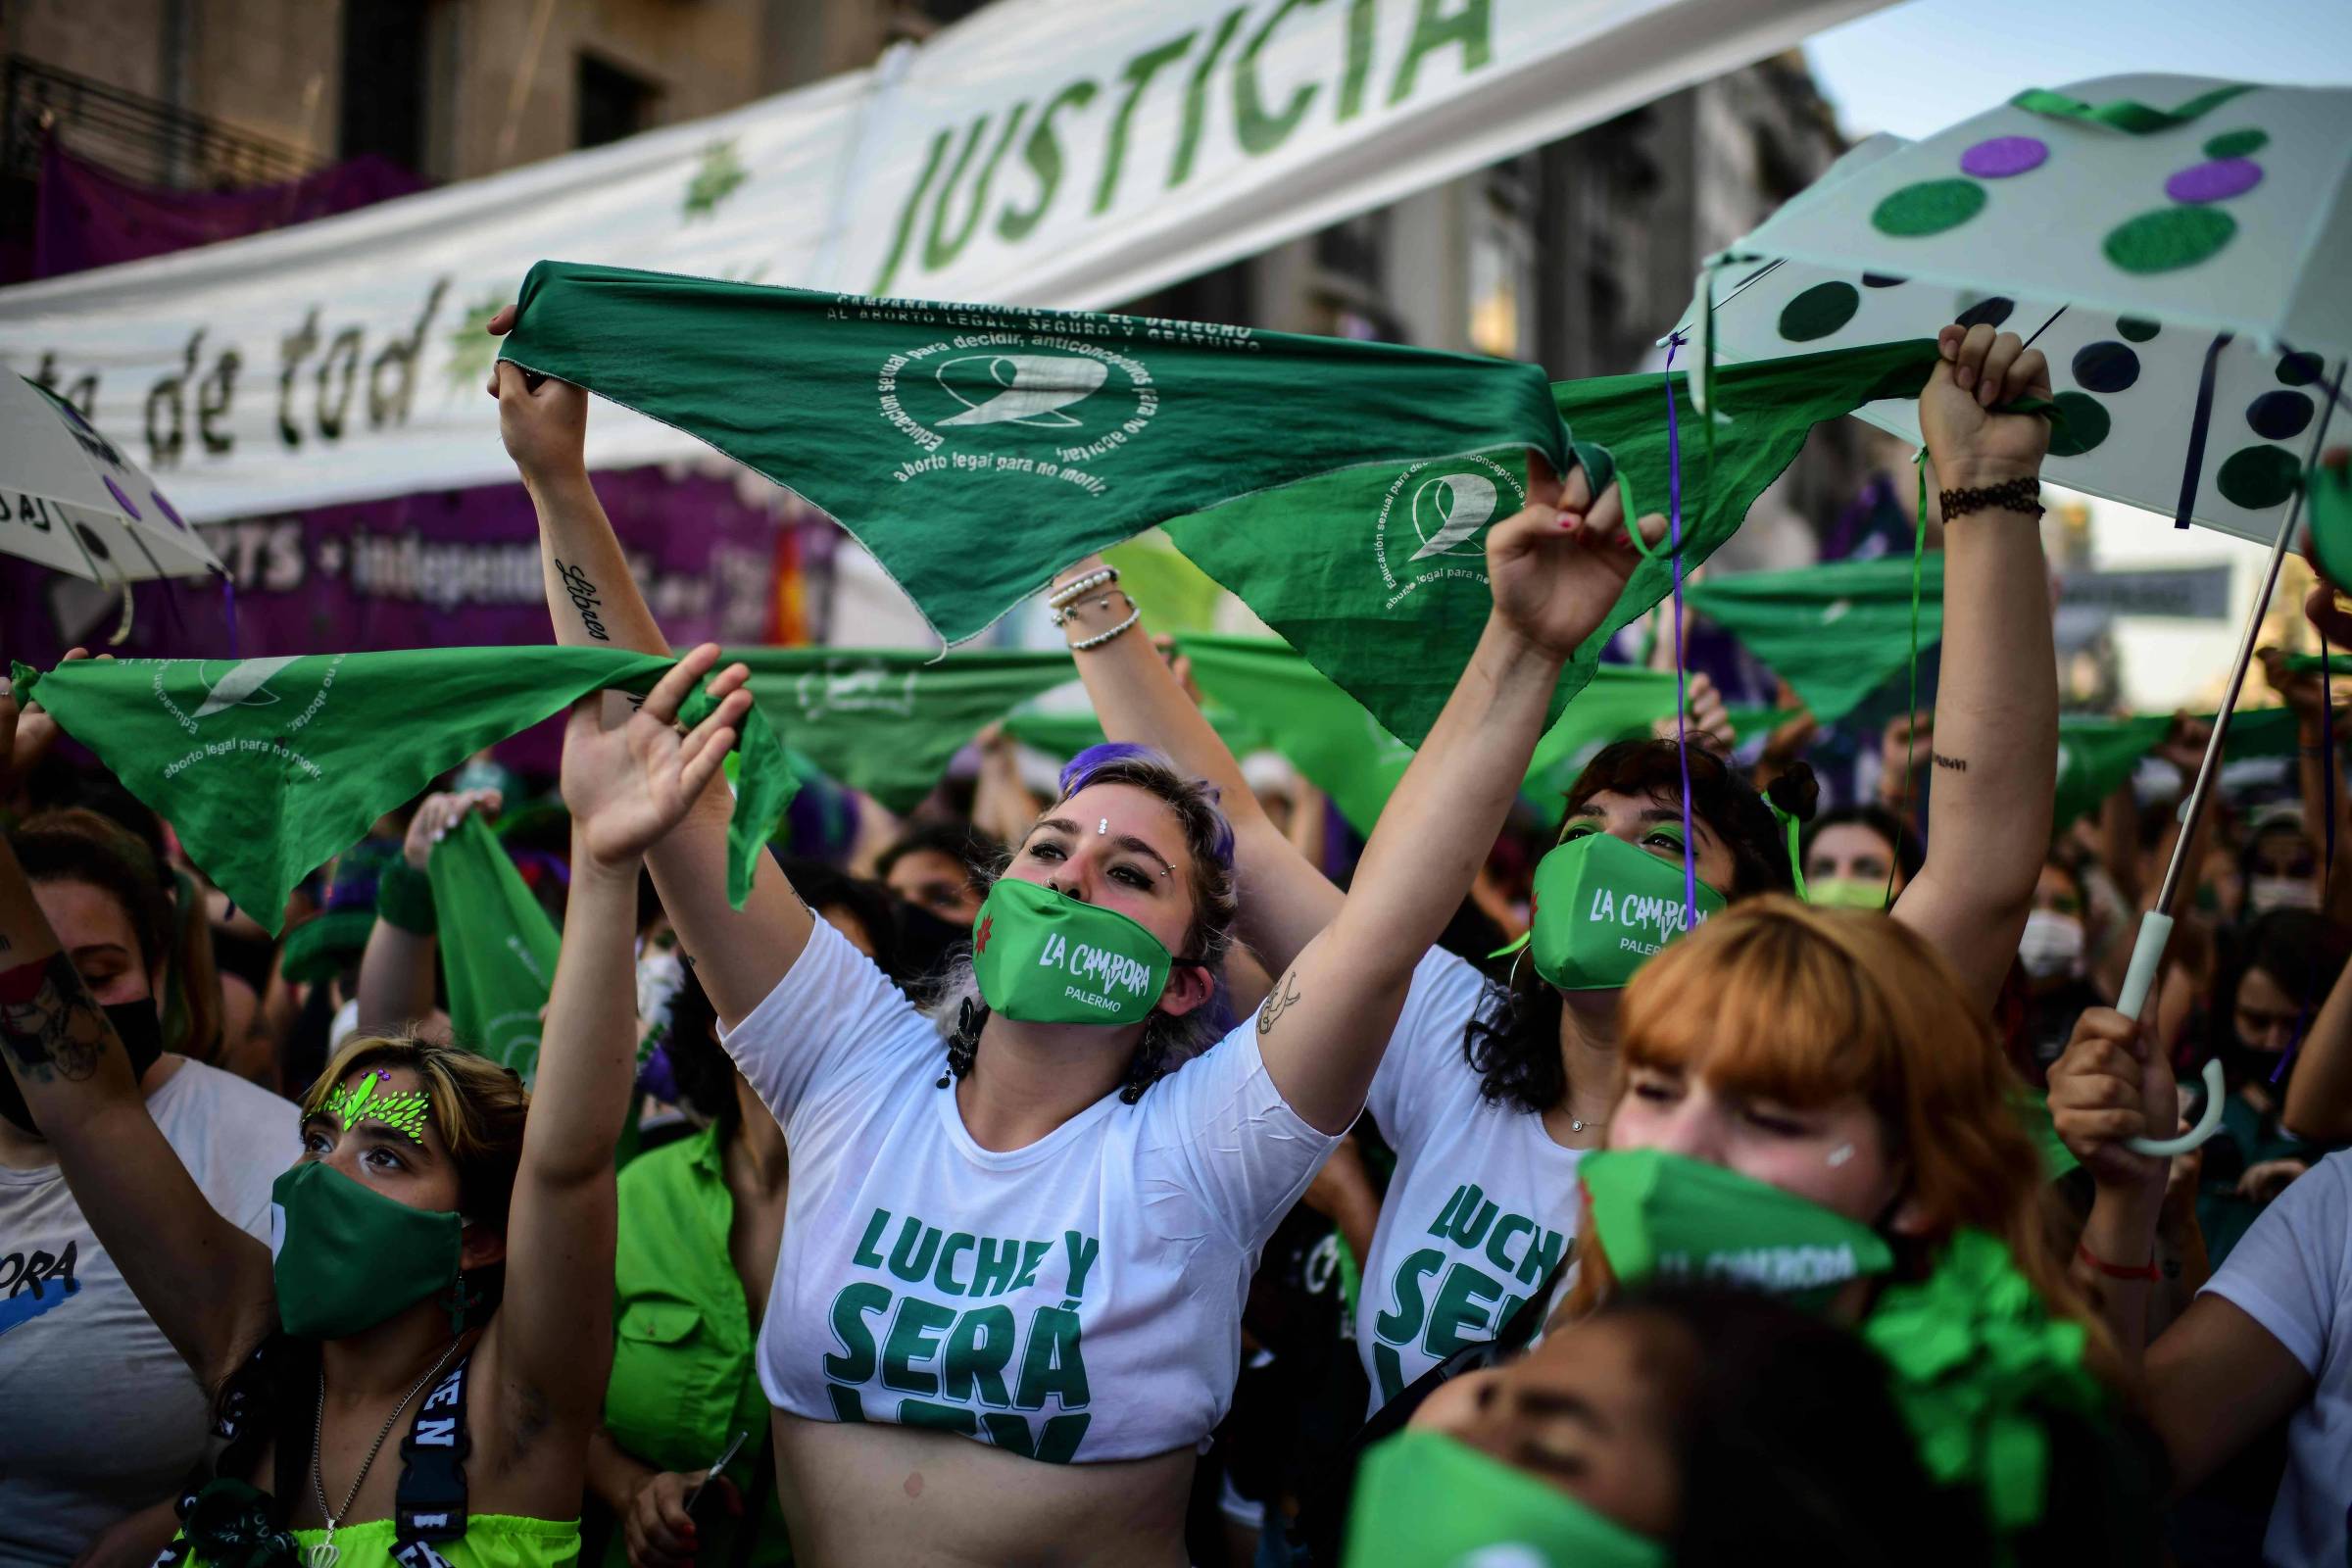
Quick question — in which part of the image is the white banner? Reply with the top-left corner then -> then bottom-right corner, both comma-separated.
0,0 -> 1880,524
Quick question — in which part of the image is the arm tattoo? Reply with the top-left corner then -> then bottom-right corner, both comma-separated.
553,557 -> 612,642
1932,753 -> 1969,773
1256,971 -> 1302,1037
0,953 -> 112,1084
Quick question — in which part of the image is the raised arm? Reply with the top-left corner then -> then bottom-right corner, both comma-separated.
1054,563 -> 1343,978
486,329 -> 808,1029
1889,323 -> 2059,1010
1253,464 -> 1662,1131
0,831 -> 274,1390
489,652 -> 750,1426
355,790 -> 501,1037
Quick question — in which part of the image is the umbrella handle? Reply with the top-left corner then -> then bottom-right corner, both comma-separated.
2112,909 -> 2224,1156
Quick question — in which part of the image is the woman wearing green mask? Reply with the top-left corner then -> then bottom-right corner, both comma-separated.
0,650 -> 755,1567
489,331 -> 1665,1568
1360,1284 -> 1976,1568
1059,319 -> 2060,1411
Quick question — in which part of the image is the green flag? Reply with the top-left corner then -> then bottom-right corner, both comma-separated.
1001,709 -> 1115,761
498,261 -> 1565,646
10,649 -> 796,933
429,812 -> 563,1084
1178,633 -> 1419,836
1685,552 -> 1948,726
1163,339 -> 1942,749
727,647 -> 1074,813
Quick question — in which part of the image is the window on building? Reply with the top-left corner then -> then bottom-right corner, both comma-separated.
340,0 -> 428,171
577,55 -> 657,150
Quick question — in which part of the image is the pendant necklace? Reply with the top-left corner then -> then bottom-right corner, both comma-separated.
306,1337 -> 464,1568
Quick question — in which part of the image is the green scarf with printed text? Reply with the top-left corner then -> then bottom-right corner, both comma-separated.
11,648 -> 795,933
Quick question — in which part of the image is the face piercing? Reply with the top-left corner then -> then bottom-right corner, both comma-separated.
1098,817 -> 1109,835
1827,1144 -> 1855,1168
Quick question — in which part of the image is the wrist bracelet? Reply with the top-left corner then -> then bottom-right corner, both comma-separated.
1051,589 -> 1134,628
1069,606 -> 1142,652
1047,566 -> 1117,611
375,859 -> 438,936
1940,475 -> 2044,521
2076,1240 -> 2158,1282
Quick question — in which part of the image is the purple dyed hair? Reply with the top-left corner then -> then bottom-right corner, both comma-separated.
1058,742 -> 1236,868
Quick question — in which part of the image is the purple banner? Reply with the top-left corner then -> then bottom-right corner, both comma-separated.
31,140 -> 430,281
2,466 -> 826,771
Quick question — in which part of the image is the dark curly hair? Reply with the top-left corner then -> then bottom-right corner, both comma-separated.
1461,739 -> 1817,1114
929,744 -> 1236,1102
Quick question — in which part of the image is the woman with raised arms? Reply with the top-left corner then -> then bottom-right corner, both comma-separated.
487,321 -> 1666,1567
1057,321 -> 2062,1411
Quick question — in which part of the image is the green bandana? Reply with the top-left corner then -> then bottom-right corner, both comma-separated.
10,648 -> 796,934
497,260 -> 1567,647
2050,706 -> 2301,832
1685,553 -> 1949,726
1346,1430 -> 1667,1568
1166,339 -> 1943,750
428,813 -> 562,1084
1580,1149 -> 1896,1304
1807,876 -> 1893,910
269,1160 -> 464,1340
971,877 -> 1172,1027
1861,1230 -> 2098,1539
320,1071 -> 433,1143
729,647 -> 1075,813
1526,832 -> 1726,993
2310,460 -> 2352,592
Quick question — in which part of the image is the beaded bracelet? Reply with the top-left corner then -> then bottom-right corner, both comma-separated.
1047,566 -> 1118,611
1070,606 -> 1143,651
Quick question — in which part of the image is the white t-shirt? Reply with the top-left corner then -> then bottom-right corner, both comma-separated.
721,917 -> 1339,1463
2201,1149 -> 2352,1568
0,1058 -> 293,1566
1355,950 -> 1581,1412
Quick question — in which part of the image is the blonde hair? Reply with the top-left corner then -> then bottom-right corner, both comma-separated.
301,1036 -> 531,1233
1587,898 -> 2101,1351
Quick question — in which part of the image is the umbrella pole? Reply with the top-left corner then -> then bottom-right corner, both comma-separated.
2117,425 -> 2330,1155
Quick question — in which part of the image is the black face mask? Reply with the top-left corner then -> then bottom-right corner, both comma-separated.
0,999 -> 164,1138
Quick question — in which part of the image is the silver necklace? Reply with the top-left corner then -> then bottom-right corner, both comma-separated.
307,1339 -> 464,1568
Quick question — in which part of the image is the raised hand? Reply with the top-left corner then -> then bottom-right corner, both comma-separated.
2047,1005 -> 2179,1197
485,305 -> 589,485
1920,323 -> 2052,490
1486,452 -> 1667,662
560,645 -> 753,871
403,787 -> 505,869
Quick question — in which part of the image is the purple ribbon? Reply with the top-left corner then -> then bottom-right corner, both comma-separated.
219,570 -> 240,660
1663,332 -> 1699,921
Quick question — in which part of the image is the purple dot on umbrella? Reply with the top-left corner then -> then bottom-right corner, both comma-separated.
151,489 -> 186,530
1959,135 -> 2048,178
102,474 -> 142,519
2165,158 -> 2263,204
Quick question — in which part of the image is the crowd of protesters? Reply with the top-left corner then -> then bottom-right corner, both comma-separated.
2,315 -> 2350,1568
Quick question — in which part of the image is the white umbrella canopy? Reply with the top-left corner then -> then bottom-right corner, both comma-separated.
0,375 -> 223,583
1673,75 -> 2352,541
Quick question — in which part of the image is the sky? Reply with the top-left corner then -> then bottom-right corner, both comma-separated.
1804,0 -> 2352,710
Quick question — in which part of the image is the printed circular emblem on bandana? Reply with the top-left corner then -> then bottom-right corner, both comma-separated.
1372,452 -> 1525,608
877,315 -> 1159,493
791,655 -> 918,721
150,654 -> 350,783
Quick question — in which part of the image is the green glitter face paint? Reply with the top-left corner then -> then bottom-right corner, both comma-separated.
320,1069 -> 434,1145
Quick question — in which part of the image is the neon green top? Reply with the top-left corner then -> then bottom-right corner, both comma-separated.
184,1514 -> 578,1566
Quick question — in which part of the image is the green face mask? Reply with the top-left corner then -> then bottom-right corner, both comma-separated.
1346,1430 -> 1667,1568
1806,875 -> 1892,910
1580,1149 -> 1895,1308
971,876 -> 1174,1027
1529,831 -> 1725,992
270,1161 -> 466,1340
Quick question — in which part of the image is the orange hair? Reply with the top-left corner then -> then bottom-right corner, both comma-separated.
1582,897 -> 2100,1352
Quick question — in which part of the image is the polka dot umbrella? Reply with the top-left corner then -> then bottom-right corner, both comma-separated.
1670,74 -> 2351,543
1670,75 -> 2352,1152
0,373 -> 224,642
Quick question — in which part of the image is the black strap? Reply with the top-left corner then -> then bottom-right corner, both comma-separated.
394,1353 -> 472,1552
2173,331 -> 2233,528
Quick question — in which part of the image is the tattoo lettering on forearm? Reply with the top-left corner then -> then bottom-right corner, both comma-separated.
1257,971 -> 1301,1037
553,558 -> 612,641
1932,753 -> 1969,773
0,953 -> 112,1084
